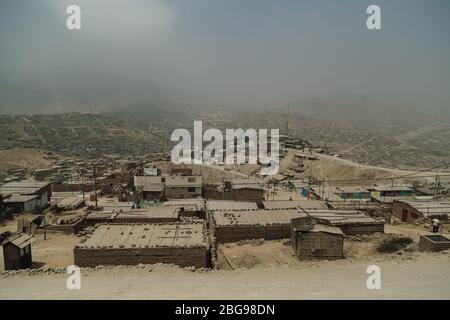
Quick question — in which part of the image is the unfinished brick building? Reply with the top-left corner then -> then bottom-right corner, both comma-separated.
74,223 -> 210,268
211,209 -> 383,243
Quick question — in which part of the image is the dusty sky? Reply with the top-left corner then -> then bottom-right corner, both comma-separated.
1,0 -> 449,109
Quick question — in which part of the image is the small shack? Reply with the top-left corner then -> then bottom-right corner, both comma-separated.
290,217 -> 344,260
0,232 -> 33,270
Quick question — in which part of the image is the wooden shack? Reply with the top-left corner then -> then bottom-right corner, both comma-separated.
290,217 -> 344,260
1,232 -> 33,270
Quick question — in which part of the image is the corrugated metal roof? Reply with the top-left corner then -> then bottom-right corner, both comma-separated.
3,194 -> 39,203
4,233 -> 33,248
0,180 -> 50,196
369,185 -> 412,192
399,200 -> 450,216
310,224 -> 344,236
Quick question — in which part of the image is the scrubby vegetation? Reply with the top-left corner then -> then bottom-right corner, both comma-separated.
377,236 -> 414,253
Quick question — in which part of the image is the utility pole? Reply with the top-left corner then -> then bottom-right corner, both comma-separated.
93,163 -> 98,208
80,168 -> 85,199
434,173 -> 439,199
321,177 -> 325,200
307,160 -> 313,200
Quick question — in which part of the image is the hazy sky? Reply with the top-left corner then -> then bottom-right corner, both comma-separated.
1,0 -> 449,108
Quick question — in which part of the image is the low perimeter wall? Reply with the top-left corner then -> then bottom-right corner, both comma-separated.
214,222 -> 384,243
337,223 -> 384,236
74,246 -> 210,268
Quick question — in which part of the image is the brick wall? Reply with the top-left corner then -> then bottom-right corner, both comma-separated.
74,246 -> 209,268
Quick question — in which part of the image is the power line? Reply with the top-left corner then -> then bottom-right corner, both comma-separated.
286,162 -> 450,185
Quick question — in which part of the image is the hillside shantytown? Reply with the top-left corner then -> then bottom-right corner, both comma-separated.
0,128 -> 449,298
1,1 -> 450,301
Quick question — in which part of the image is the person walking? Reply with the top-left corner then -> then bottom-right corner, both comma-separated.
432,218 -> 440,233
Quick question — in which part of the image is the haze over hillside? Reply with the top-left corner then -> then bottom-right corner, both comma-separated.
1,1 -> 449,115
1,66 -> 449,126
0,67 -> 179,114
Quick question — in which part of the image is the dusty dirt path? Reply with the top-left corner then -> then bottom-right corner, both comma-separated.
1,253 -> 449,300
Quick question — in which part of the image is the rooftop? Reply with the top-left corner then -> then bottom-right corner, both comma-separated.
397,199 -> 450,216
334,186 -> 370,194
368,185 -> 412,192
2,233 -> 33,248
87,206 -> 180,220
206,200 -> 259,211
261,200 -> 327,210
212,208 -> 380,227
3,194 -> 39,203
372,195 -> 413,203
78,223 -> 206,249
162,198 -> 205,211
0,180 -> 51,196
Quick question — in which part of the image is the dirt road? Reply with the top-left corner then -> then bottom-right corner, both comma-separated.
1,252 -> 449,300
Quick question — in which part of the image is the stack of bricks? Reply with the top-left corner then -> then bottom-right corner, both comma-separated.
74,222 -> 210,268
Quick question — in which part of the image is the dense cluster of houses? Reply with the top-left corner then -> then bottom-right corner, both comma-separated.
1,161 -> 449,271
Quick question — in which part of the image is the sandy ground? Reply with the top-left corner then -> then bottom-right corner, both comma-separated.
309,153 -> 450,184
0,252 -> 449,300
1,215 -> 79,270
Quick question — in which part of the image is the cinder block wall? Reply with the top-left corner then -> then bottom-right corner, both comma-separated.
419,235 -> 450,252
74,246 -> 209,268
295,233 -> 344,260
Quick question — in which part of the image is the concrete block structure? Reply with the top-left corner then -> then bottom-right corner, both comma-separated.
419,235 -> 450,252
74,223 -> 209,268
164,176 -> 202,199
212,209 -> 300,243
290,217 -> 344,260
134,176 -> 165,200
211,208 -> 383,243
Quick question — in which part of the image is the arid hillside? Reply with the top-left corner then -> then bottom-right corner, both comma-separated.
0,113 -> 168,158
